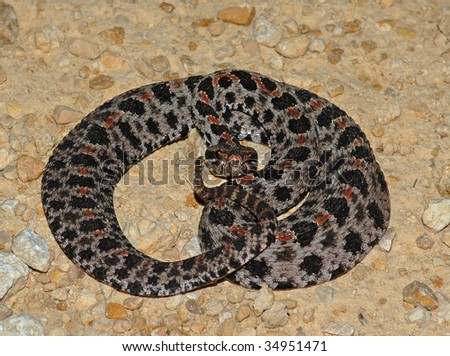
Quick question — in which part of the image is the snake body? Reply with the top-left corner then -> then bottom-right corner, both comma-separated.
41,70 -> 390,296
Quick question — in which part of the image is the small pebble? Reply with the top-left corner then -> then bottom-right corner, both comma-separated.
378,227 -> 396,252
0,251 -> 29,301
0,315 -> 45,336
74,288 -> 97,310
435,123 -> 450,138
68,38 -> 102,60
268,55 -> 283,70
164,295 -> 184,310
134,58 -> 154,80
309,37 -> 326,53
49,288 -> 68,301
323,321 -> 355,336
150,55 -> 170,72
16,155 -> 45,182
0,303 -> 12,320
235,305 -> 252,322
253,285 -> 274,316
415,233 -> 435,250
218,318 -> 238,336
159,2 -> 175,14
0,148 -> 12,170
436,293 -> 450,324
405,306 -> 427,323
205,299 -> 223,316
123,297 -> 143,310
106,302 -> 128,319
226,287 -> 245,303
34,25 -> 64,52
217,5 -> 255,26
253,15 -> 282,48
89,75 -> 115,90
302,308 -> 315,323
422,198 -> 450,232
12,229 -> 51,272
214,43 -> 235,60
113,318 -> 132,333
327,48 -> 344,64
0,2 -> 19,45
208,21 -> 226,37
316,285 -> 335,303
283,19 -> 299,34
261,301 -> 289,328
375,102 -> 402,124
275,36 -> 310,58
403,281 -> 439,311
98,26 -> 125,44
185,299 -> 205,315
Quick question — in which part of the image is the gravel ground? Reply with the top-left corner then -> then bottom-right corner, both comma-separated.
0,0 -> 449,336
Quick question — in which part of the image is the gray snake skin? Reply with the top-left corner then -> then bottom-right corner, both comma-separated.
41,70 -> 390,297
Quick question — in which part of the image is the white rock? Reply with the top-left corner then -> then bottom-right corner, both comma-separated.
309,37 -> 326,52
275,36 -> 310,58
378,227 -> 396,252
261,301 -> 289,328
215,43 -> 236,60
316,285 -> 335,303
253,15 -> 282,47
422,199 -> 450,232
405,306 -> 428,323
323,321 -> 355,335
0,148 -> 12,170
34,25 -> 65,52
268,56 -> 284,70
12,229 -> 51,272
0,315 -> 45,335
0,251 -> 29,301
375,102 -> 402,124
205,299 -> 224,316
253,285 -> 274,316
68,38 -> 101,60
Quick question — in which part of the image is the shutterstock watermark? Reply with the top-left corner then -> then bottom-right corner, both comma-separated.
98,149 -> 348,189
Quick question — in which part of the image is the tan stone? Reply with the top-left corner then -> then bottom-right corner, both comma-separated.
105,302 -> 128,319
16,155 -> 45,182
217,5 -> 255,26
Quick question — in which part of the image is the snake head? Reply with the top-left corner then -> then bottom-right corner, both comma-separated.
205,144 -> 258,179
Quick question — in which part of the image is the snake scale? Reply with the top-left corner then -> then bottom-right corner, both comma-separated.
41,69 -> 390,297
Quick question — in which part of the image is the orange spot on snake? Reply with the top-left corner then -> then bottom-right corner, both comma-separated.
83,208 -> 94,218
94,229 -> 104,237
276,232 -> 295,241
316,214 -> 331,225
140,92 -> 153,101
230,225 -> 250,237
79,186 -> 88,195
200,91 -> 210,104
237,174 -> 255,184
288,106 -> 301,119
79,166 -> 88,175
344,186 -> 353,200
103,112 -> 121,128
309,99 -> 325,110
337,118 -> 347,129
207,114 -> 221,125
222,131 -> 233,142
296,134 -> 306,146
82,145 -> 95,154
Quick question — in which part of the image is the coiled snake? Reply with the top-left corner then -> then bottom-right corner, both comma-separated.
41,70 -> 390,297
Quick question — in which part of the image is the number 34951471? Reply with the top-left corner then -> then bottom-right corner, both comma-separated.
263,340 -> 327,352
